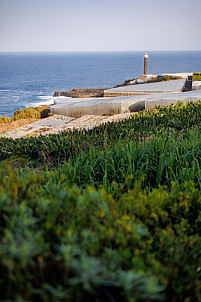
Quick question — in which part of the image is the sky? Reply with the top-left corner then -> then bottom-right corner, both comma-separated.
0,0 -> 201,52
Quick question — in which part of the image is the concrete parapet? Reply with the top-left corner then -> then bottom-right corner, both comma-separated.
51,102 -> 122,118
145,98 -> 200,110
192,81 -> 201,90
128,101 -> 145,112
50,96 -> 146,118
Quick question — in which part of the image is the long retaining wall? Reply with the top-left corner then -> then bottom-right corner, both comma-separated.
51,103 -> 122,118
103,90 -> 182,97
50,97 -> 146,118
145,98 -> 200,110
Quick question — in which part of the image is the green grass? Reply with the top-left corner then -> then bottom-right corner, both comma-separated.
0,101 -> 201,302
29,127 -> 199,192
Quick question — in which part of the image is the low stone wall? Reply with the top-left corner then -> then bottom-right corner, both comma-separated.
192,81 -> 201,90
104,91 -> 165,97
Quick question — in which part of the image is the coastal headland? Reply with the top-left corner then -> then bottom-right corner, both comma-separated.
50,73 -> 201,118
1,76 -> 201,302
1,72 -> 201,139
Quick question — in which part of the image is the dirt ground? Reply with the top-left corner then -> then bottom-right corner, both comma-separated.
0,113 -> 138,139
0,119 -> 39,135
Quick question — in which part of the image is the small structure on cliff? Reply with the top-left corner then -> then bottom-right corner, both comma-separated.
144,53 -> 149,75
51,67 -> 196,118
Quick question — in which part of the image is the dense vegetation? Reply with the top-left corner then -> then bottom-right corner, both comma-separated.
0,101 -> 201,302
0,105 -> 49,125
193,72 -> 201,81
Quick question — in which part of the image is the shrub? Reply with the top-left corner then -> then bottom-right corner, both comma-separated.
0,105 -> 49,125
0,169 -> 200,301
0,115 -> 12,125
14,105 -> 49,120
193,72 -> 201,81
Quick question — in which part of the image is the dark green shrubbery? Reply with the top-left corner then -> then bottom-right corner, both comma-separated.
0,169 -> 201,301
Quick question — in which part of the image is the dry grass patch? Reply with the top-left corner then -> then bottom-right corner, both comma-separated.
0,119 -> 39,134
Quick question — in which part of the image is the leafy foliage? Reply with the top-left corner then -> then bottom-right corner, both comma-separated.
1,170 -> 201,301
193,72 -> 201,81
0,101 -> 201,301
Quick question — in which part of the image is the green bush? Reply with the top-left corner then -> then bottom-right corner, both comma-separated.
0,115 -> 12,124
0,105 -> 49,125
14,105 -> 49,120
0,169 -> 200,301
193,72 -> 201,81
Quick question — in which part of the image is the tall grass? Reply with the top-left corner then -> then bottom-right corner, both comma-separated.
1,101 -> 201,163
60,128 -> 200,190
17,127 -> 201,193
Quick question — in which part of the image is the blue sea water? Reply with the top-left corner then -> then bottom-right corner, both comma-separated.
0,51 -> 200,117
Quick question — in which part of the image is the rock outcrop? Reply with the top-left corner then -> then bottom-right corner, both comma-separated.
53,88 -> 105,98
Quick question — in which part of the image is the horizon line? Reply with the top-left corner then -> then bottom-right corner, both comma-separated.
0,48 -> 201,52
0,49 -> 201,54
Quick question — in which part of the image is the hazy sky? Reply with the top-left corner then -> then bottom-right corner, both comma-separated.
0,0 -> 201,52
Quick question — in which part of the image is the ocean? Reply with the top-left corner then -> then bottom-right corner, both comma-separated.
0,51 -> 200,117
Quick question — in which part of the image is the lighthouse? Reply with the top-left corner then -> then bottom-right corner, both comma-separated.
144,53 -> 149,75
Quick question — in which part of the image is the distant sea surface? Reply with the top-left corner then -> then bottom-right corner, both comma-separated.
0,51 -> 201,117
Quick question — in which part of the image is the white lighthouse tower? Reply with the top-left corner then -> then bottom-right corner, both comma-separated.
144,53 -> 149,75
